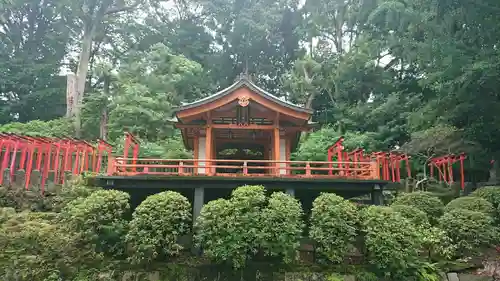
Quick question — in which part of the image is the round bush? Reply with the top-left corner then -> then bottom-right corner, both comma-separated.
261,192 -> 304,263
62,189 -> 130,255
195,185 -> 304,268
391,204 -> 429,226
445,196 -> 495,216
471,186 -> 500,208
361,206 -> 424,276
51,184 -> 99,212
391,192 -> 444,222
309,193 -> 359,263
438,208 -> 497,256
126,191 -> 191,264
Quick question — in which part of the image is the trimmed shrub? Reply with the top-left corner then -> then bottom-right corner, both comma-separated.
438,208 -> 497,256
261,192 -> 304,263
391,204 -> 429,226
126,191 -> 191,264
0,185 -> 52,211
471,186 -> 500,208
195,185 -> 304,268
391,192 -> 444,223
0,207 -> 16,224
0,211 -> 100,279
361,206 -> 425,277
444,196 -> 495,216
61,189 -> 130,256
51,184 -> 99,212
309,193 -> 359,263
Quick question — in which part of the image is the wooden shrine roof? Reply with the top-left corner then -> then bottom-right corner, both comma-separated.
174,75 -> 313,116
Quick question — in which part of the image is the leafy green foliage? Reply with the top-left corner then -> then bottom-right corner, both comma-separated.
444,197 -> 495,216
0,207 -> 16,224
360,206 -> 426,278
61,190 -> 130,257
261,192 -> 304,263
438,208 -> 498,257
391,192 -> 444,223
0,211 -> 100,280
293,127 -> 379,161
309,193 -> 359,263
391,204 -> 429,226
195,185 -> 304,268
50,182 -> 100,212
0,185 -> 52,211
471,186 -> 500,208
126,191 -> 191,264
0,118 -> 73,137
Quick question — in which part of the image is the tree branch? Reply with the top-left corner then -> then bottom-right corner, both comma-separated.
105,0 -> 143,15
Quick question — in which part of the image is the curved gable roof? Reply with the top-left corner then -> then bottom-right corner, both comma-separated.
174,77 -> 313,115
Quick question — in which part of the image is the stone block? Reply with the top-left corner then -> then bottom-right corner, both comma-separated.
2,168 -> 10,186
148,271 -> 160,281
30,170 -> 41,191
447,272 -> 459,281
459,274 -> 493,281
13,169 -> 25,188
343,275 -> 355,281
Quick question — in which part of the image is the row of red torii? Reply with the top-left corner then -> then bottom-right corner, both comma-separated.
0,132 -> 466,192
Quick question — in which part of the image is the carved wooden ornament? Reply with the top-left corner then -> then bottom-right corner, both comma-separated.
238,95 -> 250,107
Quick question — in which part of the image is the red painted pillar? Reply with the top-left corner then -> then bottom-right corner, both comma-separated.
0,141 -> 11,185
327,149 -> 332,175
41,145 -> 52,193
448,158 -> 454,184
25,145 -> 35,190
460,154 -> 465,190
53,143 -> 61,184
132,143 -> 139,172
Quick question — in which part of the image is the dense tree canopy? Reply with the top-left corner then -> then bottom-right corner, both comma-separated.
1,0 -> 500,179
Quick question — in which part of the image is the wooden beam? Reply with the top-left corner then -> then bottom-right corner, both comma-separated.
176,123 -> 312,132
274,127 -> 280,175
176,88 -> 311,121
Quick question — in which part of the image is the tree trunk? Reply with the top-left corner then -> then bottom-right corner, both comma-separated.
73,24 -> 95,138
305,92 -> 315,109
99,75 -> 110,140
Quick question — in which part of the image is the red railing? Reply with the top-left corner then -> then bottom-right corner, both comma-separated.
110,158 -> 380,180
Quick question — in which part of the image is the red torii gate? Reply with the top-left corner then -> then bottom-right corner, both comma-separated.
429,153 -> 466,189
326,137 -> 411,182
0,133 -> 118,193
122,132 -> 140,173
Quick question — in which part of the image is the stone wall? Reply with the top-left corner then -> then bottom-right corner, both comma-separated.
96,271 -> 495,281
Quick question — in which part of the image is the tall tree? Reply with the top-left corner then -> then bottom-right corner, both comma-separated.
0,0 -> 69,123
64,0 -> 144,137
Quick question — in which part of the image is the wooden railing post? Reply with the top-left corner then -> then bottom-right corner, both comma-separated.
371,161 -> 380,179
107,156 -> 115,175
306,162 -> 311,177
243,161 -> 248,175
179,161 -> 184,175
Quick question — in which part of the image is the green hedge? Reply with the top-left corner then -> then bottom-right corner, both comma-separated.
444,196 -> 495,216
391,192 -> 444,223
126,191 -> 191,264
471,186 -> 500,208
439,208 -> 497,256
360,206 -> 427,278
61,189 -> 130,256
195,185 -> 304,268
309,193 -> 359,263
391,204 -> 429,226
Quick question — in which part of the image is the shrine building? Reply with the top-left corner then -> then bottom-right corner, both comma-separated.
97,74 -> 388,213
171,74 -> 315,176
